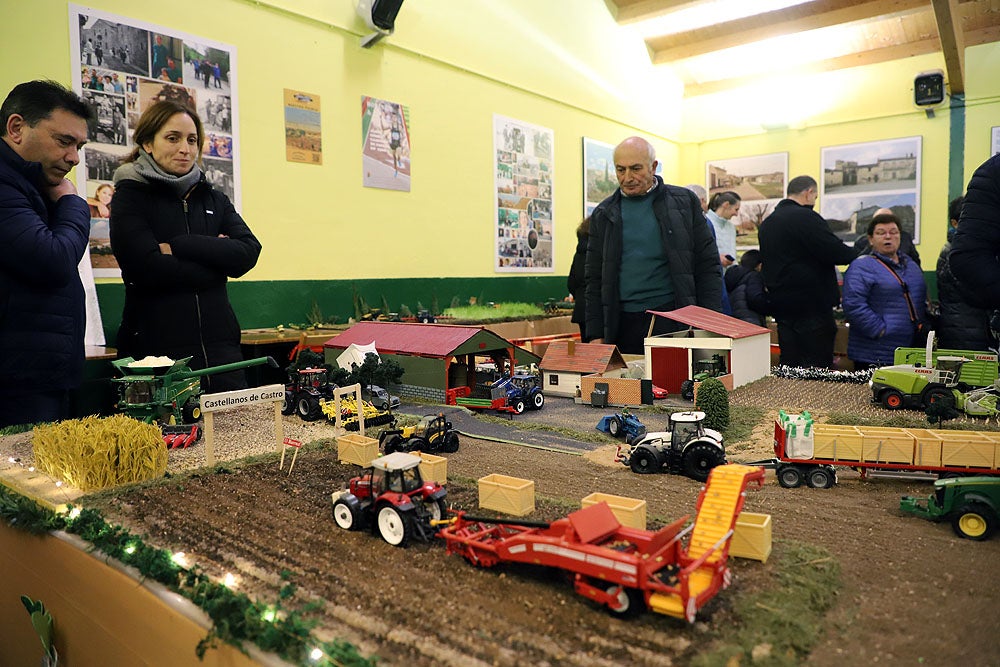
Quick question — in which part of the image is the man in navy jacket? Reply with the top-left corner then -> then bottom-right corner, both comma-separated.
0,80 -> 92,427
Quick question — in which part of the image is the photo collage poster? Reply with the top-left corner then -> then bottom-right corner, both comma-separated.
494,114 -> 554,272
361,96 -> 411,192
820,136 -> 922,245
69,4 -> 239,278
705,152 -> 788,249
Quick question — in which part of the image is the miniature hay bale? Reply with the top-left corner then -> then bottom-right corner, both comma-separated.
33,415 -> 167,491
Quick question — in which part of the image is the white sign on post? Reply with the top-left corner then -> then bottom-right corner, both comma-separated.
198,384 -> 285,466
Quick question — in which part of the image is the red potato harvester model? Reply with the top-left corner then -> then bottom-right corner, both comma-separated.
438,464 -> 765,621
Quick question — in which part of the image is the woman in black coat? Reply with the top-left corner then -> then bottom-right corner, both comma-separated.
110,101 -> 261,392
566,217 -> 590,341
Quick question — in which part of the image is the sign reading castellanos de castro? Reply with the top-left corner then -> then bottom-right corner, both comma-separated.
199,384 -> 285,412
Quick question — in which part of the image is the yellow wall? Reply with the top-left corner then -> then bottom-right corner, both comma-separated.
963,43 -> 1000,183
0,0 -> 682,283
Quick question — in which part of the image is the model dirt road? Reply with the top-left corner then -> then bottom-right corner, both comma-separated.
89,378 -> 1000,666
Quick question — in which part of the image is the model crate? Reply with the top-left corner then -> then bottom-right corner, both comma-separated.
729,512 -> 772,562
859,426 -> 914,464
939,431 -> 998,469
478,474 -> 535,516
336,433 -> 379,467
905,429 -> 943,467
416,451 -> 448,485
581,492 -> 647,530
812,425 -> 863,461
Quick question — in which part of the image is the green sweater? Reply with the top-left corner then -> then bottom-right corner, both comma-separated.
619,192 -> 674,312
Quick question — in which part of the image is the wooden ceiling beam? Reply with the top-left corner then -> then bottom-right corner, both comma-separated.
931,0 -> 966,94
648,0 -> 928,63
614,0 -> 706,25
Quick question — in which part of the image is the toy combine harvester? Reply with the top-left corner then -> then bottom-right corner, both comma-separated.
439,464 -> 764,621
111,355 -> 277,447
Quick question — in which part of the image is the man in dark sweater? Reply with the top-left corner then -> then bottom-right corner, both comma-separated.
759,175 -> 857,368
585,136 -> 721,354
0,80 -> 92,426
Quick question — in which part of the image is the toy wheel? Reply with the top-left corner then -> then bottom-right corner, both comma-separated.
951,503 -> 996,541
608,417 -> 622,438
181,399 -> 201,423
297,396 -> 321,421
777,465 -> 804,488
680,379 -> 695,401
421,497 -> 447,522
531,391 -> 545,410
332,499 -> 358,530
376,505 -> 412,547
880,389 -> 904,410
806,467 -> 834,489
682,442 -> 725,483
923,386 -> 955,409
604,584 -> 644,617
512,399 -> 526,415
381,433 -> 403,454
441,431 -> 460,453
629,446 -> 660,474
281,391 -> 296,415
408,436 -> 428,454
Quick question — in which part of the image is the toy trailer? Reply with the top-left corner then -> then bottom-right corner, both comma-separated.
439,464 -> 764,621
901,476 -> 1000,541
768,414 -> 1000,488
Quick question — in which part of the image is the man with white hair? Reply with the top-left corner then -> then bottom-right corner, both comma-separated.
585,137 -> 721,354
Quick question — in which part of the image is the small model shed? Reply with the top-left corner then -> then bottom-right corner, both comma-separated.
324,321 -> 540,402
644,306 -> 770,393
538,341 -> 627,398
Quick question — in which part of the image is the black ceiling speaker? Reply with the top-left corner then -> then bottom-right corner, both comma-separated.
914,70 -> 945,106
357,0 -> 405,47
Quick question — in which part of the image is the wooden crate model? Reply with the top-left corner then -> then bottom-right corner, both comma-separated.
905,428 -> 943,467
580,492 -> 647,530
812,425 -> 863,462
416,451 -> 447,485
336,433 -> 379,467
729,512 -> 772,563
859,426 -> 914,464
938,431 -> 998,469
478,474 -> 535,516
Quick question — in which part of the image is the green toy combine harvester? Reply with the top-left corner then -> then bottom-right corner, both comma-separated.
111,355 -> 277,447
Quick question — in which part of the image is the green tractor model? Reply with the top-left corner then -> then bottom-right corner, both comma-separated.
680,354 -> 727,401
869,355 -> 968,410
111,355 -> 278,428
901,476 -> 1000,540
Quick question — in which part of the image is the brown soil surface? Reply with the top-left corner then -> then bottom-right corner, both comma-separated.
74,377 -> 1000,666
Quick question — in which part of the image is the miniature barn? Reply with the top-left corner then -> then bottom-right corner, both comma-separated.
538,340 -> 627,398
644,306 -> 771,394
323,321 -> 540,402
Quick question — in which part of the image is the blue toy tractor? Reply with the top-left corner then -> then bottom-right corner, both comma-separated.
596,409 -> 647,443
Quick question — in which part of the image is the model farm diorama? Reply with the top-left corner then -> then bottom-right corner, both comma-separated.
6,309 -> 1000,666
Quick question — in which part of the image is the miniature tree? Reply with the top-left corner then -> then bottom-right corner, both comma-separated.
696,376 -> 730,431
925,400 -> 959,428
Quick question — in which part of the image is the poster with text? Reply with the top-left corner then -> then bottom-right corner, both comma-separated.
494,114 -> 553,272
705,152 -> 787,249
583,137 -> 615,217
284,89 -> 322,165
820,136 -> 921,245
70,4 -> 239,277
362,96 -> 410,191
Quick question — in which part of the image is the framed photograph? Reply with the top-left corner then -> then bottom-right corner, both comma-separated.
362,95 -> 410,191
992,126 -> 1000,156
494,114 -> 554,273
820,136 -> 921,244
705,152 -> 787,248
583,137 -> 615,217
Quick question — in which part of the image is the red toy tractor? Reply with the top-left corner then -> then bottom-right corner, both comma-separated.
331,452 -> 448,546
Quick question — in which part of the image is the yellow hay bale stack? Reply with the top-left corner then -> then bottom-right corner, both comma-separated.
32,415 -> 167,491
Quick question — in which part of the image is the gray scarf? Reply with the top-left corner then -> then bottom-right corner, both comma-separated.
113,149 -> 202,198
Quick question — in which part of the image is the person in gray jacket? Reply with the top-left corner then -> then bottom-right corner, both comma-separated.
585,136 -> 721,354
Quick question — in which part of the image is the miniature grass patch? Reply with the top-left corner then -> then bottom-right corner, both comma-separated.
689,541 -> 841,667
722,405 -> 764,445
442,302 -> 546,323
470,413 -> 610,444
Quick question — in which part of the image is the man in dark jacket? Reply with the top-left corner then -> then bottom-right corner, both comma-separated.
725,249 -> 769,326
759,175 -> 858,368
952,153 -> 1000,311
937,196 -> 995,351
585,136 -> 721,354
0,80 -> 92,427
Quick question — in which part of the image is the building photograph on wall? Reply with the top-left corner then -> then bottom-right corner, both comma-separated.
583,137 -> 615,217
705,152 -> 787,248
70,4 -> 238,278
362,95 -> 410,191
820,136 -> 922,244
494,114 -> 554,272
